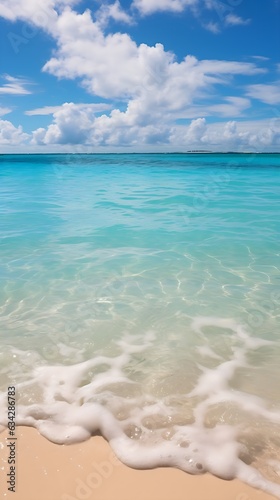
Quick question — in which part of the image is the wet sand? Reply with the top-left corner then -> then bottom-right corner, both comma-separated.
0,427 -> 277,500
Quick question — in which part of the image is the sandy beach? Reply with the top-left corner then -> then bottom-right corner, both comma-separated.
0,427 -> 277,500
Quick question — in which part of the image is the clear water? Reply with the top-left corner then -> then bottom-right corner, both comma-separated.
1,154 -> 280,496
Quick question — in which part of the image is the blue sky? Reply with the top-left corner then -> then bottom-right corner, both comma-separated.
0,0 -> 279,151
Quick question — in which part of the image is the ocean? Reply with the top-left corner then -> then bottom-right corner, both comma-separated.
0,153 -> 280,496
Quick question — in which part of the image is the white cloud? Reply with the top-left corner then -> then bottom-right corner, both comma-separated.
0,0 -> 78,30
0,0 -> 253,43
31,102 -> 98,144
246,82 -> 280,105
204,21 -> 220,34
30,101 -> 171,146
41,7 -> 264,112
132,0 -> 198,15
223,120 -> 237,139
42,8 -> 141,98
26,105 -> 67,116
197,59 -> 264,77
95,1 -> 133,26
25,102 -> 111,115
132,0 -> 251,34
39,40 -> 263,145
208,96 -> 251,117
169,96 -> 251,119
0,119 -> 29,144
0,106 -> 12,116
251,55 -> 270,61
14,5 -> 266,150
225,14 -> 251,26
180,118 -> 280,151
0,75 -> 32,95
30,99 -> 280,151
185,117 -> 207,142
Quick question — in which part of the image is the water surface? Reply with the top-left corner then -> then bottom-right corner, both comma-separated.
0,153 -> 280,496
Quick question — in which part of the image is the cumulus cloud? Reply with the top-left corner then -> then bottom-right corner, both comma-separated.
223,120 -> 237,139
41,6 -> 264,111
95,1 -> 133,26
185,117 -> 207,142
29,99 -> 280,151
0,119 -> 29,144
0,75 -> 32,95
181,118 -> 280,151
43,9 -> 141,98
0,0 -> 78,31
31,102 -> 98,144
30,101 -> 171,146
246,82 -> 280,105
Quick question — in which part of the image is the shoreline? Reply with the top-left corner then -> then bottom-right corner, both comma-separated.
0,427 -> 277,500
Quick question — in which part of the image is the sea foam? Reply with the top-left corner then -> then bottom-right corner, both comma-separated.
1,319 -> 280,498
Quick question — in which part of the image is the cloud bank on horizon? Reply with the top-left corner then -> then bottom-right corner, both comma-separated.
0,0 -> 280,151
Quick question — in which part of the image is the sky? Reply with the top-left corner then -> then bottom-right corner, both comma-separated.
0,0 -> 280,152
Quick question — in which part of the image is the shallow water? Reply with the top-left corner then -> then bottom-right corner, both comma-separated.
0,153 -> 280,496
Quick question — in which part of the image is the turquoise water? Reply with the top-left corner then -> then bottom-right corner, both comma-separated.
1,154 -> 280,496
